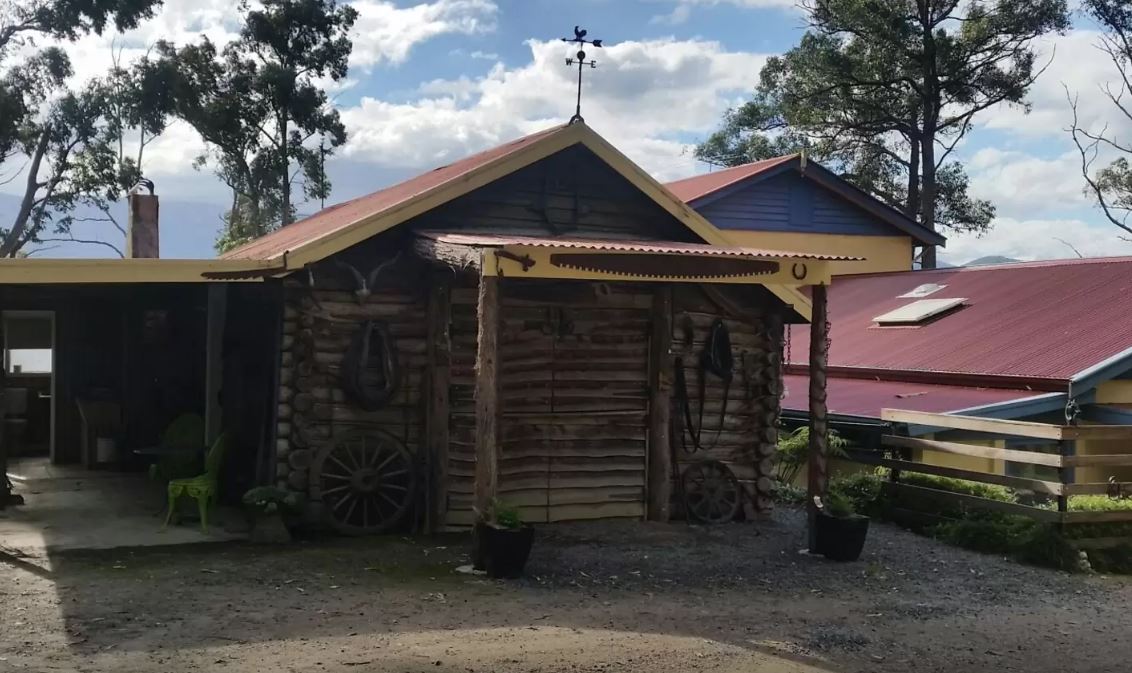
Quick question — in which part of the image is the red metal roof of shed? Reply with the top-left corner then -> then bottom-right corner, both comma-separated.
790,257 -> 1132,382
781,374 -> 1039,418
664,155 -> 797,203
222,125 -> 568,261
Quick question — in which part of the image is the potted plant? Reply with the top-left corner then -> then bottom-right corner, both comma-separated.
472,498 -> 534,579
242,486 -> 306,544
814,491 -> 870,562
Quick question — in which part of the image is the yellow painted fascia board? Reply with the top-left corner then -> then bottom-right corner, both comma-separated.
281,124 -> 587,270
485,245 -> 833,286
575,125 -> 813,321
271,121 -> 813,320
0,258 -> 276,284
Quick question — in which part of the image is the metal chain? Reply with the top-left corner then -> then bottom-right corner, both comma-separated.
1064,382 -> 1081,426
780,322 -> 791,401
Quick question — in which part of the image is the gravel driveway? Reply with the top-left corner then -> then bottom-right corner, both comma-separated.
1,509 -> 1130,672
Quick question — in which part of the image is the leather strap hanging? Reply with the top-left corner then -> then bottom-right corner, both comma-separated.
340,320 -> 400,411
674,318 -> 733,453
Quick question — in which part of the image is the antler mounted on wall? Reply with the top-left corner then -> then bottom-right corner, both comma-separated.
334,252 -> 403,303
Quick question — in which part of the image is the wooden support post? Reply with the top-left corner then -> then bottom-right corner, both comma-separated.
807,283 -> 830,551
426,273 -> 452,532
473,268 -> 501,518
647,285 -> 674,521
1058,438 -> 1074,514
204,284 -> 227,444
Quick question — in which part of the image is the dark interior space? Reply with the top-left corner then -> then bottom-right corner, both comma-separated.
0,283 -> 209,469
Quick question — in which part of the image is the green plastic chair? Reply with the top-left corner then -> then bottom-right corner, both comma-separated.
164,432 -> 229,531
149,413 -> 205,482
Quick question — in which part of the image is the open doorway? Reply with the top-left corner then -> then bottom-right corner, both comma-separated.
3,311 -> 55,461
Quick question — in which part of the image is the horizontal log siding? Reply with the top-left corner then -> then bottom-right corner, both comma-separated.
276,260 -> 429,507
446,280 -> 650,526
670,287 -> 780,516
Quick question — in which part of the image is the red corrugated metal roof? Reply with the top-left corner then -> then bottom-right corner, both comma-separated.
222,125 -> 568,260
790,257 -> 1132,381
420,232 -> 864,261
664,155 -> 797,203
781,374 -> 1039,418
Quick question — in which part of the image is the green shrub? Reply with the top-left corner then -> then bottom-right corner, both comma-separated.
1014,524 -> 1081,571
829,471 -> 887,516
488,498 -> 523,529
1068,495 -> 1132,511
899,472 -> 1016,503
775,427 -> 849,484
930,514 -> 1036,556
770,480 -> 806,505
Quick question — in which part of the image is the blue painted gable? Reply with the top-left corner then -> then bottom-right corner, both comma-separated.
697,172 -> 899,237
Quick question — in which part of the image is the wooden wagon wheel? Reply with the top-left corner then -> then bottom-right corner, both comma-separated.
309,430 -> 416,535
680,460 -> 741,524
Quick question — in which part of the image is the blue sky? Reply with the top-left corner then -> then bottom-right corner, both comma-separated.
2,0 -> 1128,263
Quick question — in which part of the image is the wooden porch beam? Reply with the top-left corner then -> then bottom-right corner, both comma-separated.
415,238 -> 482,271
647,285 -> 673,521
472,266 -> 501,518
807,283 -> 830,551
426,272 -> 452,532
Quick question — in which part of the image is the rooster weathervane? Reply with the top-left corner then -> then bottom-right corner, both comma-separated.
561,26 -> 602,124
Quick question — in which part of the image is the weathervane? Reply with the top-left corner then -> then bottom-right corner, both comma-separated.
561,26 -> 602,124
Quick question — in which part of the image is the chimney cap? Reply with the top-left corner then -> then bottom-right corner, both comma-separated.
131,177 -> 155,195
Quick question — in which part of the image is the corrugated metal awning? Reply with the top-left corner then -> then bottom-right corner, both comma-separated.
416,232 -> 862,286
418,232 -> 864,261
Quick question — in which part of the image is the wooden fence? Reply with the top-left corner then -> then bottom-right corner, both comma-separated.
844,409 -> 1132,543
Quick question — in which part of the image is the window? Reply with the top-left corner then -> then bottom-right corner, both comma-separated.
873,298 -> 967,326
4,315 -> 53,376
899,283 -> 947,299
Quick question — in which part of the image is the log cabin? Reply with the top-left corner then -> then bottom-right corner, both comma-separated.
0,122 -> 852,534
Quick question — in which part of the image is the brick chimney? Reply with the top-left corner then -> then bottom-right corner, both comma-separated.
127,179 -> 159,258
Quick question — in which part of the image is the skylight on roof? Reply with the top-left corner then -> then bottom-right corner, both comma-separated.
873,298 -> 967,325
899,283 -> 947,299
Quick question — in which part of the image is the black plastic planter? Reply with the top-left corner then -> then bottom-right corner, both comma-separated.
815,511 -> 870,562
473,522 -> 534,578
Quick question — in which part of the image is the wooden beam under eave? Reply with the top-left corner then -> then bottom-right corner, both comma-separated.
472,266 -> 501,518
414,237 -> 482,272
647,285 -> 674,521
807,282 -> 830,551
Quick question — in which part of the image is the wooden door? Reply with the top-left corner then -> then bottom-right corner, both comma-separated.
445,282 -> 650,526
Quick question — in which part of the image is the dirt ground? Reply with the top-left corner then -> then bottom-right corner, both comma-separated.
2,509 -> 1131,673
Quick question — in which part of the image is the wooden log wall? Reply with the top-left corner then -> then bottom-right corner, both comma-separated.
445,280 -> 652,526
275,260 -> 429,505
670,286 -> 782,517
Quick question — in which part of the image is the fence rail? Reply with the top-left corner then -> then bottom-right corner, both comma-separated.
848,409 -> 1132,533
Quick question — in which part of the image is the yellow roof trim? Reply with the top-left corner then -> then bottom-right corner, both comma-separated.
258,122 -> 811,321
0,258 -> 277,284
574,125 -> 813,321
279,124 -> 586,270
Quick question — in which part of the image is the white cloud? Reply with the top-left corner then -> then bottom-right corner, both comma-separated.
340,37 -> 767,180
980,29 -> 1129,143
940,216 -> 1131,264
965,147 -> 1087,217
350,0 -> 498,69
650,0 -> 796,25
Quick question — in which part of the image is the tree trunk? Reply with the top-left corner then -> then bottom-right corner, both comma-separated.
279,115 -> 291,226
1,130 -> 50,257
919,133 -> 937,269
918,3 -> 940,270
905,130 -> 920,220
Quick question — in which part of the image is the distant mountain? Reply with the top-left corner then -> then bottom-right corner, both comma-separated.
965,255 -> 1021,267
